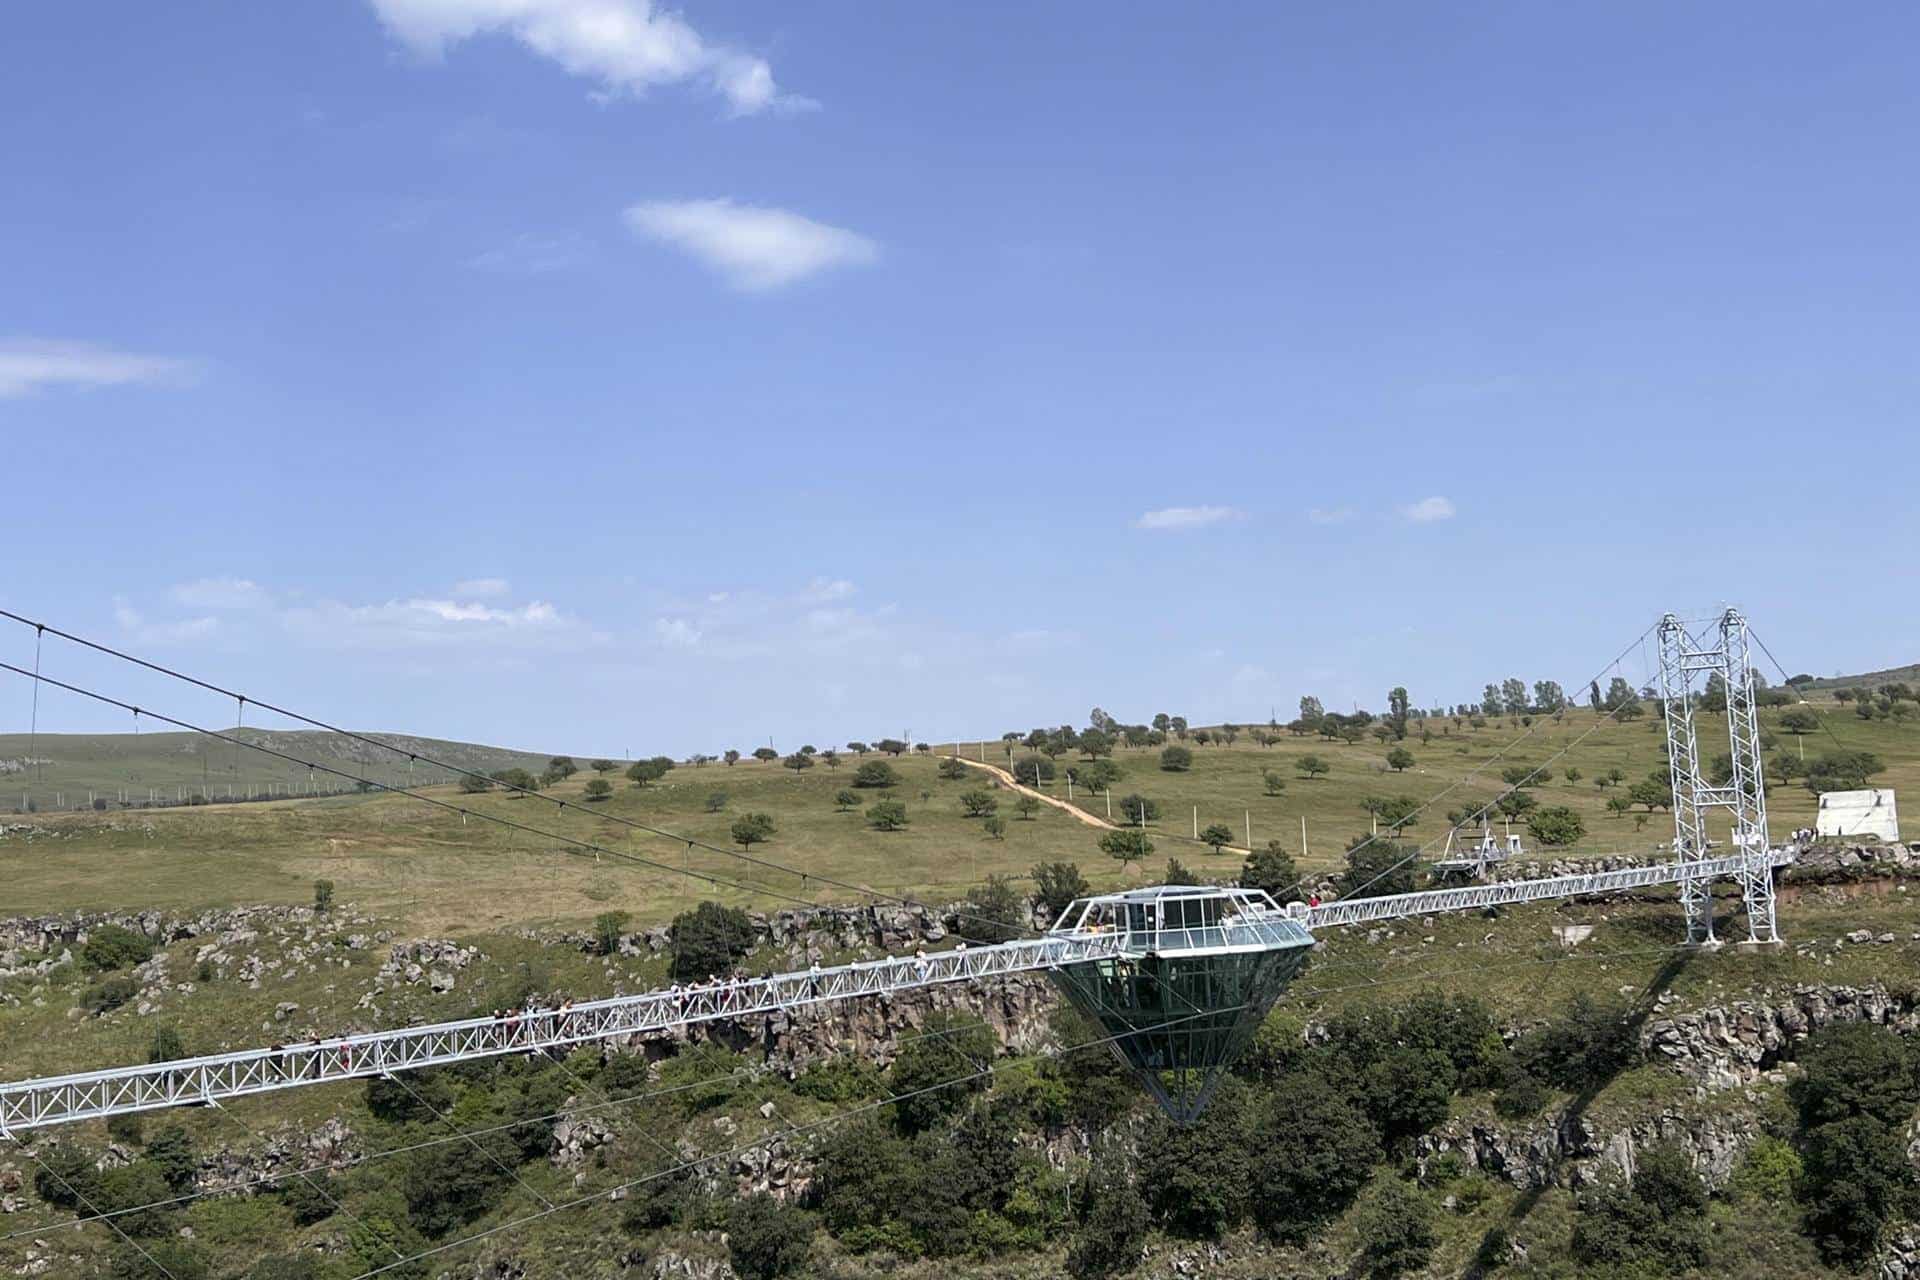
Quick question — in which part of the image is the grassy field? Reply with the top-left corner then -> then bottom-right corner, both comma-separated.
943,694 -> 1920,868
2,697 -> 1914,936
0,728 -> 555,808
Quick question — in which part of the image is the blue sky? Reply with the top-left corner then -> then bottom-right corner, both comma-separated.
4,3 -> 1917,756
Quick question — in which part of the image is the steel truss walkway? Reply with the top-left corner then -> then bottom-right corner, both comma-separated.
0,849 -> 1791,1135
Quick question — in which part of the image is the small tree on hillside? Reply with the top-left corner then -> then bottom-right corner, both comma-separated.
590,759 -> 616,775
1262,770 -> 1287,796
832,788 -> 858,812
313,879 -> 334,913
1240,841 -> 1299,903
1032,861 -> 1090,919
723,750 -> 741,766
1528,805 -> 1586,847
937,755 -> 969,781
1100,828 -> 1154,871
852,761 -> 899,789
670,901 -> 756,980
730,813 -> 777,847
583,779 -> 613,802
866,799 -> 909,831
752,747 -> 779,764
1386,747 -> 1414,773
1014,794 -> 1041,820
1199,823 -> 1233,855
593,910 -> 631,956
782,752 -> 813,772
1159,745 -> 1193,772
1296,754 -> 1330,780
958,789 -> 997,818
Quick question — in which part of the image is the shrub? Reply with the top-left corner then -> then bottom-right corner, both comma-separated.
1514,994 -> 1639,1092
704,790 -> 727,812
592,910 -> 631,956
866,799 -> 909,831
31,1140 -> 101,1210
82,974 -> 138,1016
670,901 -> 756,981
1385,747 -> 1415,773
1158,745 -> 1193,772
1099,829 -> 1153,868
728,1194 -> 815,1280
1118,793 -> 1159,824
313,879 -> 334,912
144,1125 -> 197,1192
794,1056 -> 885,1104
889,1012 -> 996,1133
1351,1178 -> 1435,1278
730,812 -> 777,847
148,1025 -> 184,1063
983,814 -> 1006,840
1031,861 -> 1089,920
582,779 -> 613,802
1250,1072 -> 1380,1242
82,924 -> 154,973
937,756 -> 969,780
832,788 -> 858,811
280,1175 -> 338,1226
852,761 -> 900,789
1295,754 -> 1330,779
1011,757 -> 1055,787
1240,841 -> 1299,903
1261,769 -> 1286,796
963,876 -> 1025,944
958,789 -> 997,818
107,1111 -> 145,1145
1066,1142 -> 1149,1279
1526,805 -> 1586,847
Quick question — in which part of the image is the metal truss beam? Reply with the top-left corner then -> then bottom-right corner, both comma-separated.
1302,849 -> 1792,929
0,932 -> 1127,1134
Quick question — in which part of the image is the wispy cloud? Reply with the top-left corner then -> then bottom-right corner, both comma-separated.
466,232 -> 592,274
170,577 -> 269,611
279,596 -> 602,653
114,600 -> 218,646
623,199 -> 877,291
1133,505 -> 1243,532
1307,507 -> 1354,525
653,617 -> 701,648
366,0 -> 810,116
0,338 -> 193,398
1401,496 -> 1457,523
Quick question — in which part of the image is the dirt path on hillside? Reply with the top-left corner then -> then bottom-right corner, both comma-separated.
953,755 -> 1251,856
954,756 -> 1119,831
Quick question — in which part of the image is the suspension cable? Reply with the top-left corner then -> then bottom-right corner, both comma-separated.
0,610 -> 1031,943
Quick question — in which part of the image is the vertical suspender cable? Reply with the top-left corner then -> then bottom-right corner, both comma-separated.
27,625 -> 42,789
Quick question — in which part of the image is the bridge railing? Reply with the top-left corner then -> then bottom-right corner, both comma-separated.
0,932 -> 1126,1134
1302,850 -> 1792,929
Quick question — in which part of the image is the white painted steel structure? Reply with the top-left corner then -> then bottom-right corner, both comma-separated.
1296,848 -> 1793,929
1657,609 -> 1778,944
1,851 -> 1792,1134
0,932 -> 1127,1134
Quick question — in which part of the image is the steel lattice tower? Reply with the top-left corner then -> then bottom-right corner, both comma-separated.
1656,609 -> 1778,944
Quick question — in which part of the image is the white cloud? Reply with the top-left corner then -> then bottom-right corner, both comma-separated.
0,338 -> 192,398
452,577 -> 511,598
1401,496 -> 1457,523
802,577 -> 856,602
1133,505 -> 1242,531
653,617 -> 701,648
366,0 -> 807,116
113,601 -> 218,646
279,596 -> 601,653
623,199 -> 877,291
170,577 -> 268,610
1307,507 -> 1354,525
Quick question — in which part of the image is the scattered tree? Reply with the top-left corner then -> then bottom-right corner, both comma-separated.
958,789 -> 998,818
1527,805 -> 1586,847
670,901 -> 755,980
1295,754 -> 1330,780
1013,794 -> 1042,821
1100,829 -> 1154,870
832,788 -> 858,812
313,879 -> 334,913
752,747 -> 779,764
1241,841 -> 1299,903
1032,861 -> 1090,919
593,910 -> 631,956
1385,747 -> 1414,772
1199,822 -> 1234,855
866,799 -> 909,831
1261,769 -> 1287,796
853,761 -> 900,789
583,779 -> 612,802
730,812 -> 777,847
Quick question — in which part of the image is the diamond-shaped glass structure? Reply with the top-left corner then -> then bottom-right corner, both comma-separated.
1045,886 -> 1316,1123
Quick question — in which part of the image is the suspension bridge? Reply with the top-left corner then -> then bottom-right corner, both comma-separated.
0,607 -> 1797,1133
